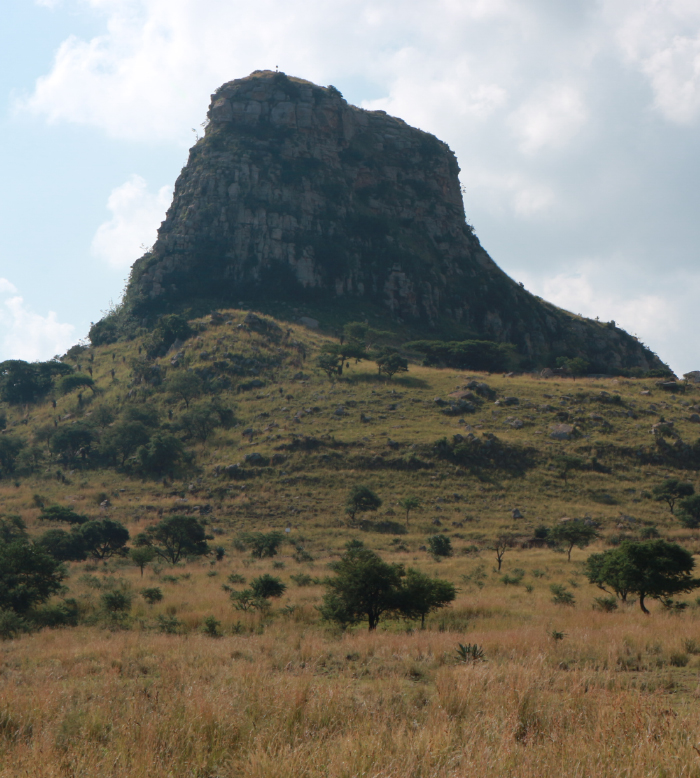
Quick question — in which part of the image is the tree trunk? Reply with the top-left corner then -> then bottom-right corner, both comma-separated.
567,544 -> 573,562
639,592 -> 649,614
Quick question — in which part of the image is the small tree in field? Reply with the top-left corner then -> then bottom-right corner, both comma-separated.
376,351 -> 408,381
399,569 -> 456,628
240,531 -> 285,559
79,519 -> 130,560
345,486 -> 382,523
321,541 -> 404,630
549,520 -> 599,561
130,546 -> 155,576
653,479 -> 694,514
137,515 -> 209,564
491,533 -> 515,572
398,496 -> 421,528
428,534 -> 453,559
585,539 -> 700,614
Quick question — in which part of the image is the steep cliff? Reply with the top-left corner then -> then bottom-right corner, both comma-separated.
107,70 -> 664,372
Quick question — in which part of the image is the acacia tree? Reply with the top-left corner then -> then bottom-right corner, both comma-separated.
549,521 -> 599,561
345,486 -> 382,523
653,479 -> 694,514
240,531 -> 285,559
137,515 -> 209,564
79,519 -> 130,560
585,539 -> 700,614
491,533 -> 515,572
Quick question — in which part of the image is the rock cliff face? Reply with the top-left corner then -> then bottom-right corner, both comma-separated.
117,70 -> 664,372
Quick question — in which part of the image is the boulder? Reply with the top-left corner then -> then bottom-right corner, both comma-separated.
550,423 -> 575,440
299,316 -> 319,330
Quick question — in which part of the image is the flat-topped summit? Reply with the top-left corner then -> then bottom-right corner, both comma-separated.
96,70 -> 666,373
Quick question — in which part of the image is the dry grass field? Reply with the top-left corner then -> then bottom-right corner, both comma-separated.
2,309 -> 700,775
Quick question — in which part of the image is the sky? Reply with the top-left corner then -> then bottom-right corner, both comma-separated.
1,0 -> 699,375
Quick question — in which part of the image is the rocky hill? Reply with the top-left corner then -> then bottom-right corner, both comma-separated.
96,70 -> 666,374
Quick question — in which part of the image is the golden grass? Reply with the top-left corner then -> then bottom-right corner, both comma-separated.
4,309 -> 700,774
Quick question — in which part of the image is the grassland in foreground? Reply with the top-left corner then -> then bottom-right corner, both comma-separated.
2,309 -> 700,776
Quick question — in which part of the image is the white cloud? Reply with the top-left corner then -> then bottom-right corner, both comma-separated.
0,279 -> 76,361
508,84 -> 588,153
610,0 -> 700,124
91,175 -> 172,269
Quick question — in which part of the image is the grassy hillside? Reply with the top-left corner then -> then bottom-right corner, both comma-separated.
2,308 -> 700,776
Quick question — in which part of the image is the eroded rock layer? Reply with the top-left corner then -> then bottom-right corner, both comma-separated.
120,70 -> 664,371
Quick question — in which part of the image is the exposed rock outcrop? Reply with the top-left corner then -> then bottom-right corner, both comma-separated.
107,70 -> 665,372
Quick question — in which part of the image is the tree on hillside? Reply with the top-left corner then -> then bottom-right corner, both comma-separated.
79,519 -> 130,560
678,495 -> 700,528
137,515 -> 209,564
345,486 -> 382,524
49,425 -> 94,465
58,373 -> 96,396
585,539 -> 700,614
37,528 -> 87,562
101,421 -> 151,466
399,569 -> 456,629
240,531 -> 285,559
130,546 -> 155,576
491,533 -> 515,572
0,539 -> 65,614
549,520 -> 599,561
0,436 -> 24,477
375,349 -> 409,381
250,574 -> 286,599
39,505 -> 89,525
398,496 -> 421,528
136,433 -> 185,477
320,541 -> 405,630
0,359 -> 71,404
653,479 -> 694,514
166,371 -> 203,409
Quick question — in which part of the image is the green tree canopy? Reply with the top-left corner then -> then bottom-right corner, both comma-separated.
320,542 -> 405,630
548,520 -> 599,561
138,515 -> 209,564
250,574 -> 287,599
79,519 -> 130,560
0,435 -> 25,476
166,371 -> 203,409
345,485 -> 382,523
678,495 -> 700,529
240,531 -> 285,559
585,539 -> 700,613
0,539 -> 65,614
136,433 -> 185,476
36,528 -> 87,562
653,479 -> 694,514
39,505 -> 89,525
399,569 -> 456,628
58,373 -> 96,396
375,349 -> 409,380
398,496 -> 421,528
0,359 -> 71,404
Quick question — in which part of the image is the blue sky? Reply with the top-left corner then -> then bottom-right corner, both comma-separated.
2,0 -> 700,374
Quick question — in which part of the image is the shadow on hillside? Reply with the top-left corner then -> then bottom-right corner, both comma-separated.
342,372 -> 430,389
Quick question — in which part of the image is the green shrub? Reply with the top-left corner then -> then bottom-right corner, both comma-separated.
550,584 -> 575,606
141,587 -> 163,605
428,534 -> 453,558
